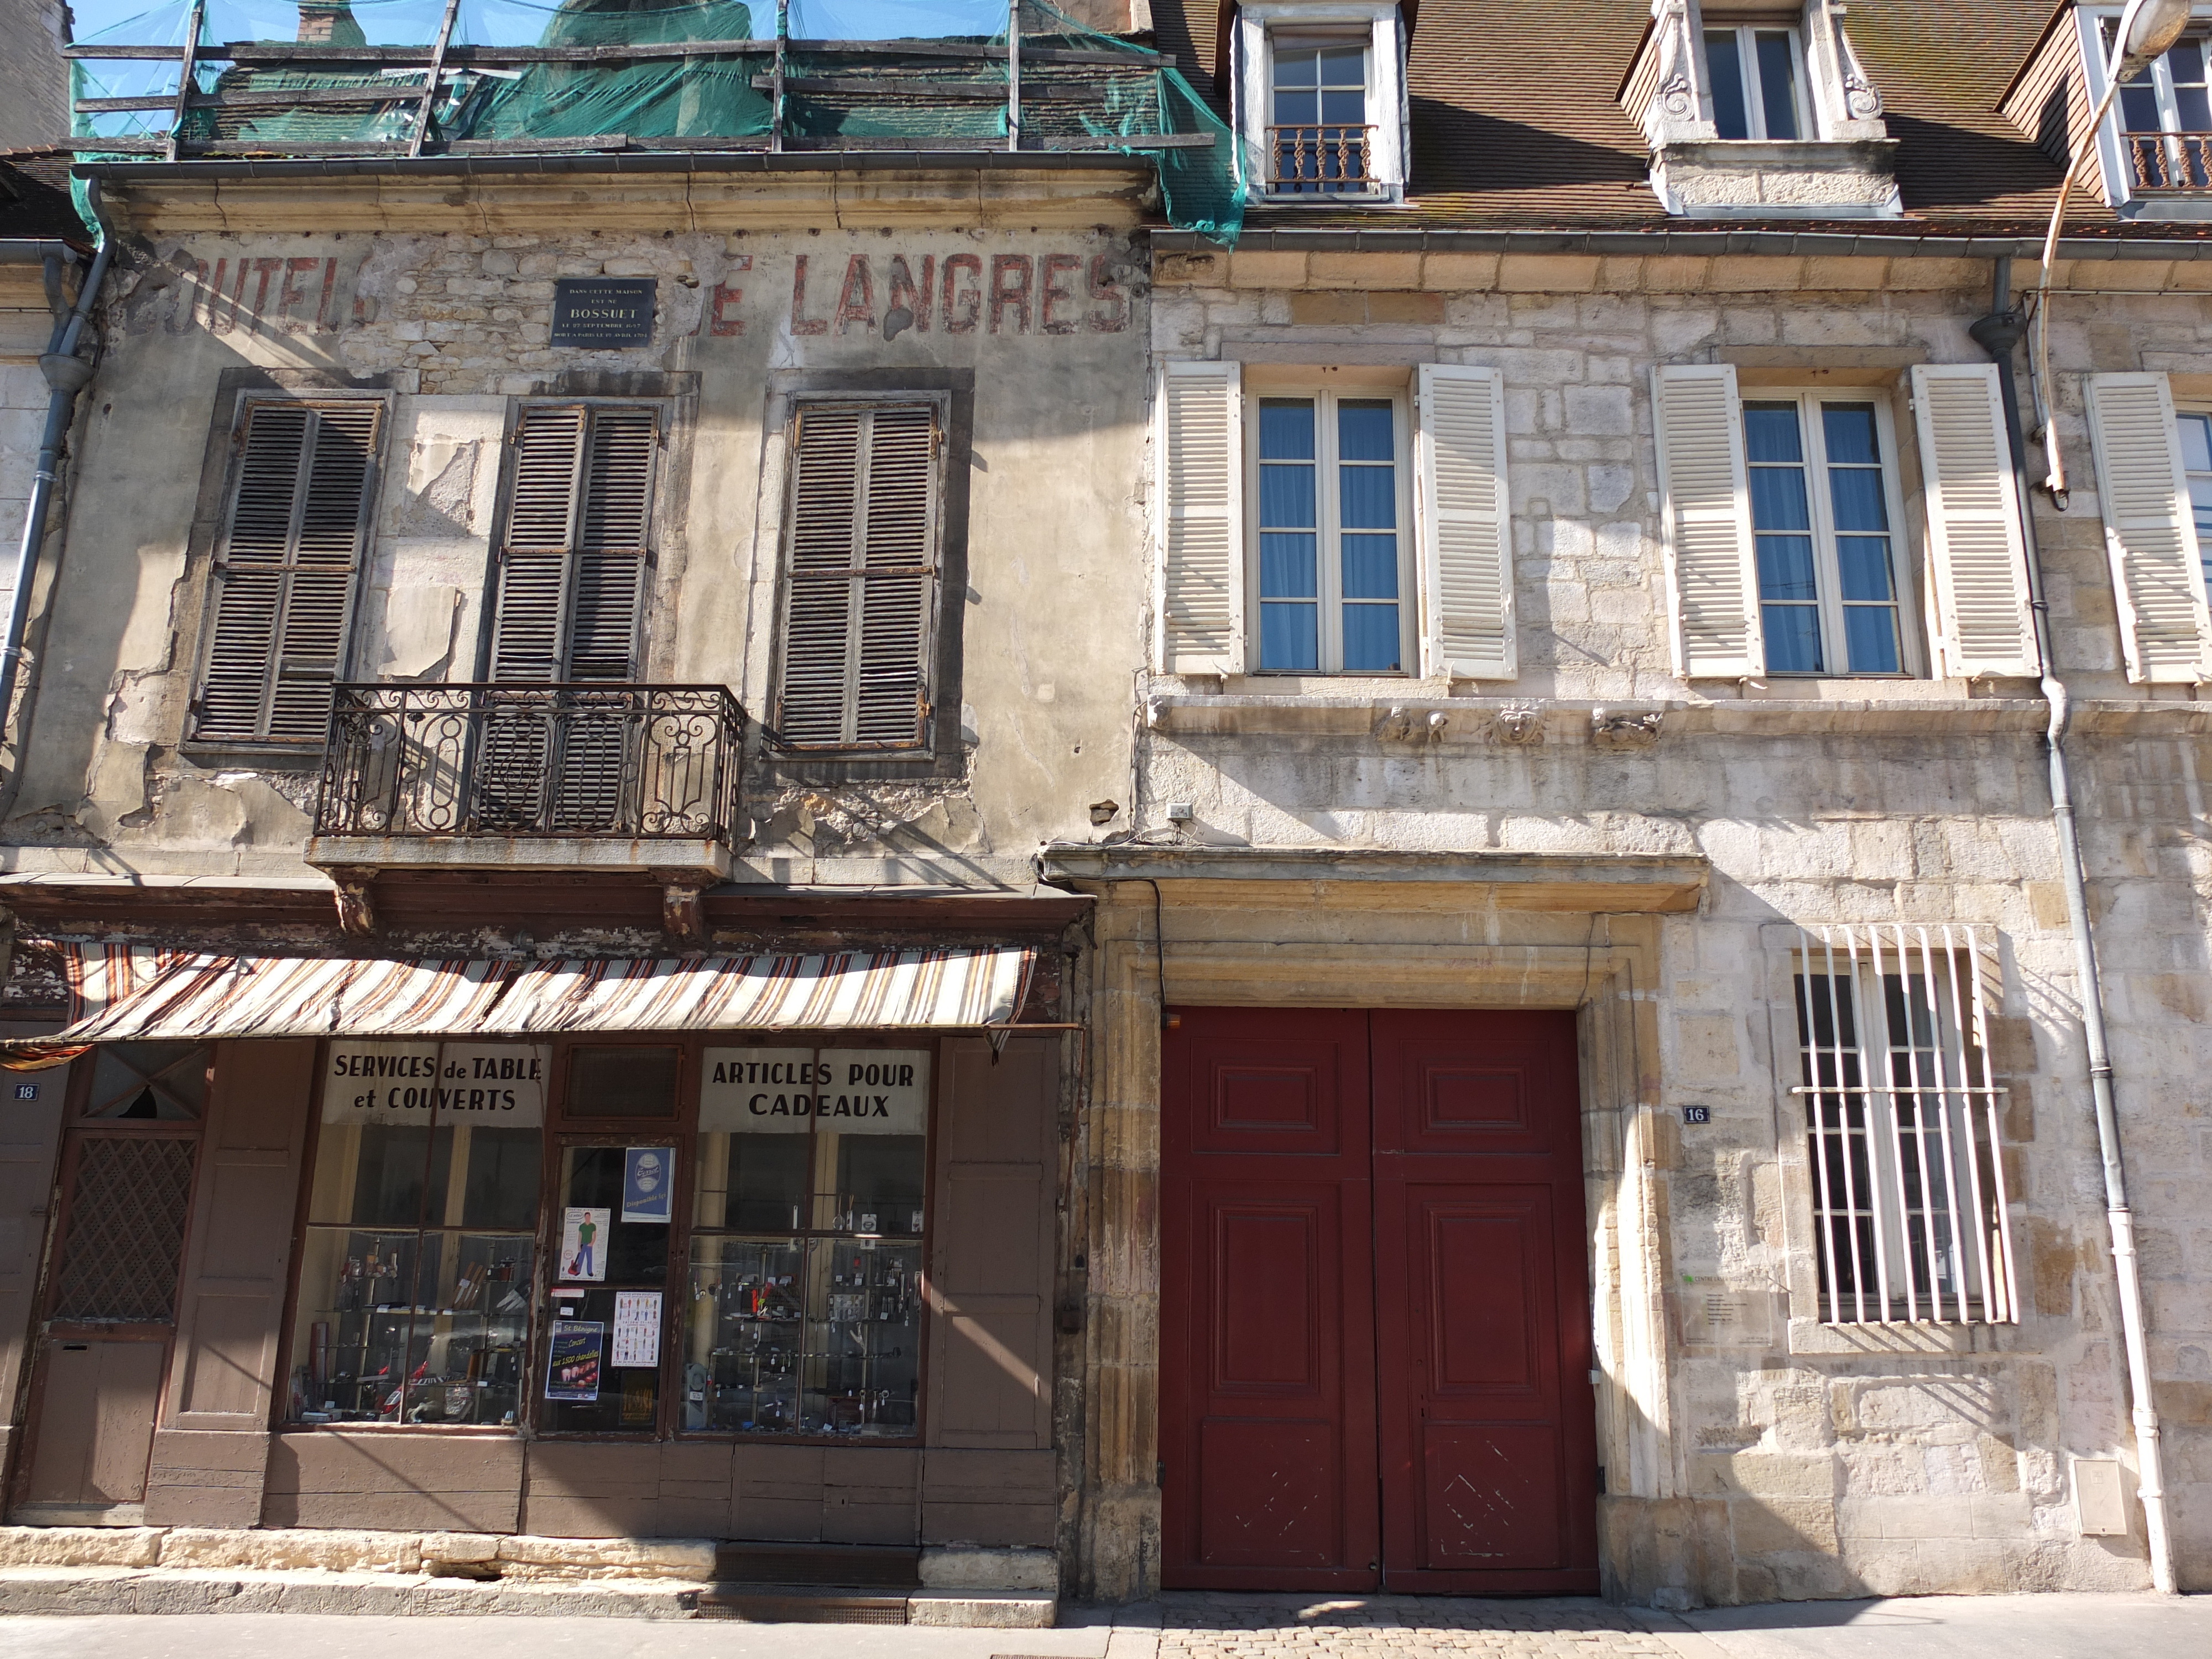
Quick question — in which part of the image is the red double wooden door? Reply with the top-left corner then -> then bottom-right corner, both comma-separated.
1160,1008 -> 1599,1594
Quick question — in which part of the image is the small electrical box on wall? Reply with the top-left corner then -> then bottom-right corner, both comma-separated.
2073,1457 -> 2129,1536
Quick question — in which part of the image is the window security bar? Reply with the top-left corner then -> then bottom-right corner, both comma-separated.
2126,131 -> 2212,190
1267,123 -> 1373,192
1791,925 -> 2020,1326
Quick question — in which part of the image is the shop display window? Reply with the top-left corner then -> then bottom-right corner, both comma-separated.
289,1041 -> 547,1427
682,1046 -> 929,1438
540,1140 -> 676,1432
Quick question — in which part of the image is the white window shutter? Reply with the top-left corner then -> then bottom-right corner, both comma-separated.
196,399 -> 381,743
1652,364 -> 1762,679
776,403 -> 940,750
1910,363 -> 2039,679
2086,372 -> 2212,684
1415,363 -> 1514,680
1154,361 -> 1244,675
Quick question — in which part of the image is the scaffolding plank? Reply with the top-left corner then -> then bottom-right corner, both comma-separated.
755,75 -> 1108,100
65,39 -> 1164,67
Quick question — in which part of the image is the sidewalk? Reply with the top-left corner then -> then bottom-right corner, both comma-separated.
0,1590 -> 2205,1659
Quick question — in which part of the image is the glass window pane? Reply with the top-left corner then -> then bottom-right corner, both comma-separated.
1743,402 -> 1804,463
1259,465 -> 1317,532
2122,83 -> 2162,133
333,1122 -> 448,1228
1706,30 -> 1749,139
2180,85 -> 2212,130
2190,474 -> 2212,540
1763,604 -> 1825,674
459,1125 -> 541,1230
1820,403 -> 1880,466
1338,467 -> 1397,530
1758,536 -> 1819,603
1835,536 -> 1895,603
1827,469 -> 1891,534
566,1046 -> 679,1117
1274,88 -> 1318,126
1259,532 -> 1318,599
802,1239 -> 922,1436
2181,413 -> 2212,474
2172,39 -> 2205,85
1749,467 -> 1812,534
1341,603 -> 1401,672
1335,400 -> 1394,462
1259,399 -> 1315,460
1844,605 -> 1903,674
558,1144 -> 670,1285
1319,87 -> 1366,123
1273,46 -> 1318,87
1260,602 -> 1319,670
698,1129 -> 811,1232
820,1133 -> 926,1235
684,1237 -> 804,1432
1755,31 -> 1799,140
1318,44 -> 1366,84
1340,533 -> 1399,599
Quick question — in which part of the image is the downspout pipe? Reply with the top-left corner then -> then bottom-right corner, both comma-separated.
0,228 -> 112,797
1970,257 -> 2176,1595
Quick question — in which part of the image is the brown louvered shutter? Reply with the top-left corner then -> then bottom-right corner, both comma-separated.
777,403 -> 940,750
488,402 -> 656,682
195,400 -> 381,743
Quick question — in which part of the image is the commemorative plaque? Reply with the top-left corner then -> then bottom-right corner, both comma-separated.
549,277 -> 657,348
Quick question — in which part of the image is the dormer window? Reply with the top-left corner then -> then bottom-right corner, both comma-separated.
2002,6 -> 2212,217
1704,25 -> 1806,140
2114,28 -> 2212,191
1233,2 -> 1407,205
1270,38 -> 1372,193
1624,1 -> 1901,218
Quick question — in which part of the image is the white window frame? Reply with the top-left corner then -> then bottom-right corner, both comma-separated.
2178,404 -> 2212,605
1244,383 -> 1415,676
2079,6 -> 2212,211
1235,1 -> 1405,204
1787,925 -> 2020,1328
1743,388 -> 1919,679
1701,23 -> 1811,142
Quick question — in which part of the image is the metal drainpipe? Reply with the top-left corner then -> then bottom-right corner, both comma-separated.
1969,256 -> 2176,1594
0,226 -> 112,815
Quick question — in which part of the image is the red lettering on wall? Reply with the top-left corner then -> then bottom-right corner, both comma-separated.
246,258 -> 284,332
942,253 -> 982,335
277,257 -> 323,333
1088,254 -> 1128,333
834,255 -> 877,333
709,254 -> 750,335
989,254 -> 1033,335
790,253 -> 829,335
1039,253 -> 1082,336
886,255 -> 933,333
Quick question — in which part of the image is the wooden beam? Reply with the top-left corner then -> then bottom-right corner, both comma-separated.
409,0 -> 462,159
64,38 -> 1164,67
748,75 -> 1107,101
165,2 -> 204,165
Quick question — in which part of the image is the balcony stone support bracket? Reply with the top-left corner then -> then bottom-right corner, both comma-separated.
329,868 -> 378,937
656,870 -> 715,943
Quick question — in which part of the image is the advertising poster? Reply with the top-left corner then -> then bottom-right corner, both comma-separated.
612,1290 -> 663,1367
560,1207 -> 610,1282
546,1320 -> 603,1401
623,1146 -> 674,1224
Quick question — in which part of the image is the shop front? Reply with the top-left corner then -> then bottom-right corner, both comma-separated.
2,945 -> 1068,1561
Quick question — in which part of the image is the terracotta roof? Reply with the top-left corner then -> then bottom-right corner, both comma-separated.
1145,0 -> 2212,239
0,148 -> 90,244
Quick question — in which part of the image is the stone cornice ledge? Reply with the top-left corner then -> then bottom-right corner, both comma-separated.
1037,844 -> 1709,913
1142,695 -> 2212,740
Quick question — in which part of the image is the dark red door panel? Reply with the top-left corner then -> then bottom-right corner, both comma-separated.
1161,1008 -> 1379,1590
1371,1010 -> 1599,1594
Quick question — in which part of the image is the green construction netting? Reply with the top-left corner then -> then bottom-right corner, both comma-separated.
69,0 -> 1243,242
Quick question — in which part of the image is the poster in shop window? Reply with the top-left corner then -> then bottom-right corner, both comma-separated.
560,1207 -> 610,1282
546,1320 -> 603,1402
622,1146 -> 673,1223
612,1290 -> 662,1367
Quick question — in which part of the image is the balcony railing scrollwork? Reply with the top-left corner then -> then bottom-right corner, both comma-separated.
1267,123 -> 1373,194
315,682 -> 747,843
2126,130 -> 2212,192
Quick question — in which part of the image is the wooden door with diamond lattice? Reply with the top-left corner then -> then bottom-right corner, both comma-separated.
12,1048 -> 205,1524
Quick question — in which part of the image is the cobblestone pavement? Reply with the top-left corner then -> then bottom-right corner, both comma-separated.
1126,1594 -> 1684,1659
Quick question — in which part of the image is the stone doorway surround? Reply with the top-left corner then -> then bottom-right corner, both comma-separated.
1040,847 -> 1714,1606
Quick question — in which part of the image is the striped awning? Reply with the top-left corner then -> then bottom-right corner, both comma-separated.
0,943 -> 1037,1070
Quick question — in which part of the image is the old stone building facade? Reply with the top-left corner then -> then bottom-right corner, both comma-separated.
0,0 -> 2208,1623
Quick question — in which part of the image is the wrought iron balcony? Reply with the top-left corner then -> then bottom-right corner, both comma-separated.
314,682 -> 747,844
2126,131 -> 2212,192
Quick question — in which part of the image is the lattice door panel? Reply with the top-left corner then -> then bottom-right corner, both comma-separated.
50,1137 -> 196,1323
